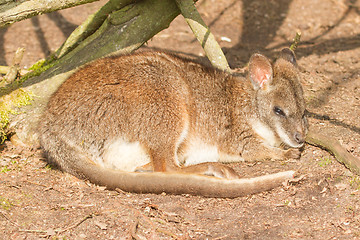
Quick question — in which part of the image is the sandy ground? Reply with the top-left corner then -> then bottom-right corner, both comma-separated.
1,0 -> 360,239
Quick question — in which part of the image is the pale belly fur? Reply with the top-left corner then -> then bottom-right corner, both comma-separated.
99,137 -> 244,171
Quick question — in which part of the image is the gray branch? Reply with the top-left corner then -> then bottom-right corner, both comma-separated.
0,0 -> 100,27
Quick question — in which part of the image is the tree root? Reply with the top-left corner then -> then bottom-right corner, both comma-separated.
306,130 -> 360,176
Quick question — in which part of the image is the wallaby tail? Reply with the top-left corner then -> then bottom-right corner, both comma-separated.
79,159 -> 294,198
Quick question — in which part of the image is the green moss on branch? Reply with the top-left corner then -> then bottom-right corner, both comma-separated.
0,88 -> 33,143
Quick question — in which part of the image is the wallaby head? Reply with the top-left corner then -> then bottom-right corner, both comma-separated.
248,48 -> 308,149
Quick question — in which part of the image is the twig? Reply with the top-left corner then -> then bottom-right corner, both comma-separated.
132,210 -> 157,239
15,212 -> 97,234
130,218 -> 144,240
56,212 -> 96,234
0,66 -> 10,74
290,31 -> 301,51
0,66 -> 29,76
175,0 -> 230,72
19,229 -> 48,233
0,0 -> 99,27
156,228 -> 179,239
0,48 -> 25,87
306,130 -> 360,176
126,204 -> 181,239
0,210 -> 21,228
24,180 -> 62,193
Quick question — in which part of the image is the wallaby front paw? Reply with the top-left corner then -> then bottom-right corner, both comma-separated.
179,162 -> 240,179
204,163 -> 240,179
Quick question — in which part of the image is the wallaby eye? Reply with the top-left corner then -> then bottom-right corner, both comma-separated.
273,106 -> 286,117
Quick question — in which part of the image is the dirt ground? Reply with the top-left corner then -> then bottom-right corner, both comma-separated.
1,0 -> 360,239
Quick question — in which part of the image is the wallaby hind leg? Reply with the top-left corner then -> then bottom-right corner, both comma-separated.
40,127 -> 95,179
178,162 -> 240,179
147,144 -> 240,179
134,163 -> 153,172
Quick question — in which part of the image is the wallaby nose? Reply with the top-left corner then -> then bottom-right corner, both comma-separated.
294,132 -> 305,145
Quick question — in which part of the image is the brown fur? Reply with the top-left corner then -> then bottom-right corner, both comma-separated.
39,48 -> 307,197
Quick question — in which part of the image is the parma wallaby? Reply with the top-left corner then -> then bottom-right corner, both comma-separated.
39,48 -> 307,198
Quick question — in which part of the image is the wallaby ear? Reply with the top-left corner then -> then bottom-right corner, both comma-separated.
279,48 -> 297,66
248,53 -> 273,90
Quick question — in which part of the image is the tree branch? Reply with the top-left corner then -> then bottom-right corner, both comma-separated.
3,0 -> 181,144
175,0 -> 230,72
306,129 -> 360,176
55,0 -> 135,59
0,0 -> 100,27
